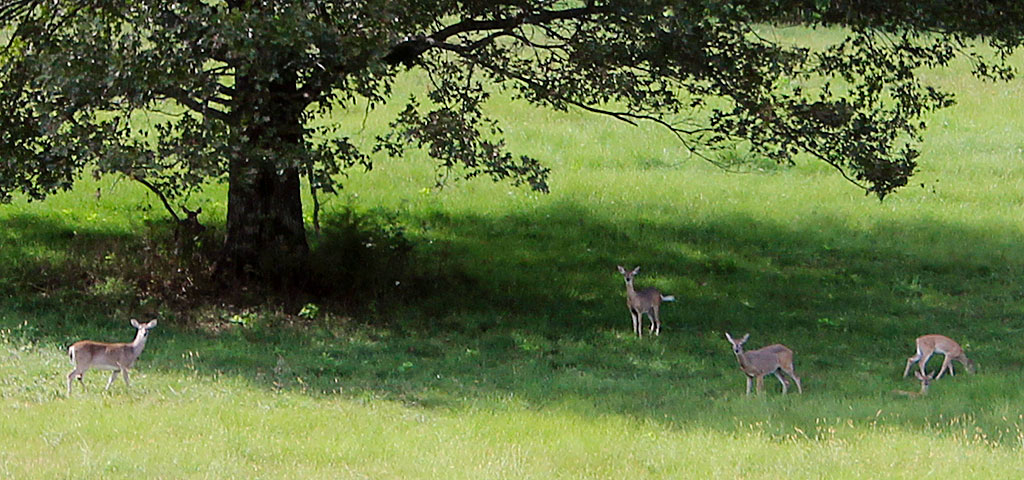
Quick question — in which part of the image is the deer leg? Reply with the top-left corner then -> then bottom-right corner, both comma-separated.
783,366 -> 802,394
67,369 -> 81,395
745,376 -> 753,395
918,352 -> 934,377
937,355 -> 953,379
774,371 -> 789,394
121,369 -> 131,388
755,376 -> 765,395
903,354 -> 920,377
650,306 -> 661,336
630,309 -> 641,337
105,370 -> 120,390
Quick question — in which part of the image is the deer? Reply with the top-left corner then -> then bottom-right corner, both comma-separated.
617,265 -> 675,337
725,333 -> 802,395
174,206 -> 207,257
67,319 -> 158,395
903,334 -> 976,380
893,371 -> 933,398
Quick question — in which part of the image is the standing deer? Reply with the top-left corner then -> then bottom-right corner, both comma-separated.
893,371 -> 933,397
67,319 -> 158,395
174,206 -> 207,257
725,333 -> 802,395
903,334 -> 976,379
617,266 -> 675,337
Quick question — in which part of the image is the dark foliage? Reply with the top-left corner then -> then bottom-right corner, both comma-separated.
1,1 -> 1021,277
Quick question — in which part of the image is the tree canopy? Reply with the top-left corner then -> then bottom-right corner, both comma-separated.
1,1 -> 1022,278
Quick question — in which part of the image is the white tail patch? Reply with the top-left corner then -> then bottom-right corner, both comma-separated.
661,295 -> 675,302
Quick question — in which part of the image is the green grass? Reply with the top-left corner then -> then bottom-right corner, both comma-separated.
4,27 -> 1024,477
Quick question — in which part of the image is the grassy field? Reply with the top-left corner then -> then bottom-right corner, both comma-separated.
4,27 -> 1024,478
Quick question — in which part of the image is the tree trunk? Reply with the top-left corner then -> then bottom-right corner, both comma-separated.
219,69 -> 310,284
221,160 -> 308,282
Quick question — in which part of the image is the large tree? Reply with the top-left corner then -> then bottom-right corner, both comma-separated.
1,1 -> 1021,280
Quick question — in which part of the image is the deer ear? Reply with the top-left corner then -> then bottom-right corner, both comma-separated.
146,319 -> 158,328
725,332 -> 734,341
617,265 -> 626,274
631,266 -> 641,275
740,333 -> 750,343
131,318 -> 141,328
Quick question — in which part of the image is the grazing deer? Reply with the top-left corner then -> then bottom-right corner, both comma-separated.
903,334 -> 976,380
617,266 -> 675,337
894,371 -> 933,398
725,333 -> 802,395
67,319 -> 158,395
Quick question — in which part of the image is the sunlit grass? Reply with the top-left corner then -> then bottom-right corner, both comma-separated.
4,341 -> 1024,479
3,343 -> 1024,479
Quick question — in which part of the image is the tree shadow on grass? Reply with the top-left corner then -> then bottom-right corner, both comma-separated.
0,214 -> 140,322
0,212 -> 220,334
397,200 -> 1019,338
2,201 -> 1023,438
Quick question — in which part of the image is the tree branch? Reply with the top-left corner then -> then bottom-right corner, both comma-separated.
384,4 -> 609,66
0,0 -> 39,21
130,174 -> 181,223
464,54 -> 711,138
158,87 -> 232,123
